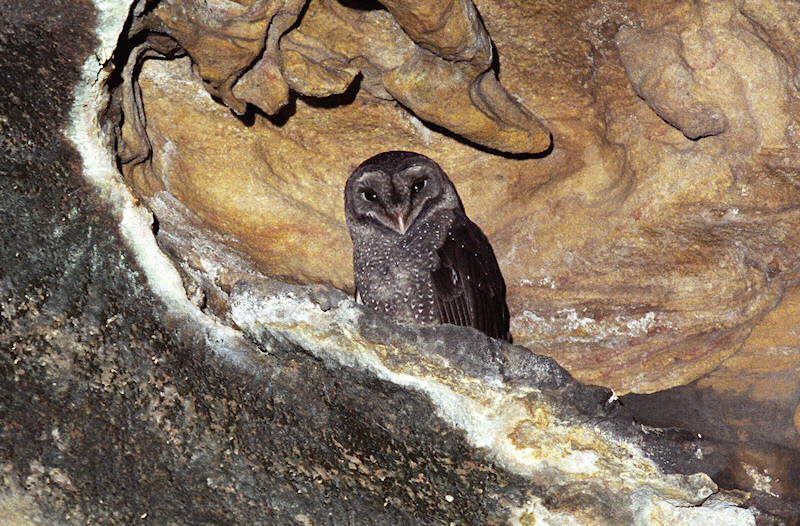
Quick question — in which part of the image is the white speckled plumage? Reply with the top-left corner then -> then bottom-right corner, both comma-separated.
344,151 -> 511,341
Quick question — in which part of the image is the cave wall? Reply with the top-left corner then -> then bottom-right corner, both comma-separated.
113,0 -> 800,395
1,0 -> 799,524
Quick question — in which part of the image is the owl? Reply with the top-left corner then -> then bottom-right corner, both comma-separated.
344,151 -> 511,341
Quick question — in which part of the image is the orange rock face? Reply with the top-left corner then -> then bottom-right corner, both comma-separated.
113,0 -> 800,400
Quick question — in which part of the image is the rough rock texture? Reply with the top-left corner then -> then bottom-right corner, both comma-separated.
111,0 -> 800,398
114,0 -> 549,190
616,0 -> 793,141
228,278 -> 760,525
2,0 -> 800,524
622,285 -> 800,521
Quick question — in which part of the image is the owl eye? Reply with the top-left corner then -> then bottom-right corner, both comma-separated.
362,190 -> 379,202
411,179 -> 427,195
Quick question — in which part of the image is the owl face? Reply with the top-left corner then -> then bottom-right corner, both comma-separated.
344,151 -> 511,340
345,151 -> 462,236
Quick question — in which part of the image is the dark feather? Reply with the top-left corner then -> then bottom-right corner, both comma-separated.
431,211 -> 511,341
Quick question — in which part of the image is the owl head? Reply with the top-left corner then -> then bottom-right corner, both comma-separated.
344,151 -> 463,236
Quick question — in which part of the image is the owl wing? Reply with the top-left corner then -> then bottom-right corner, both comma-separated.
430,211 -> 511,341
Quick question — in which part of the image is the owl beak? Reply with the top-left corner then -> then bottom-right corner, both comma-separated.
396,214 -> 407,234
390,209 -> 410,235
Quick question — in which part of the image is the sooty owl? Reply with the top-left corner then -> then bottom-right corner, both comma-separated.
344,151 -> 511,341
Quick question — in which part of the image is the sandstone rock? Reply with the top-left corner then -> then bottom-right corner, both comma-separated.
232,53 -> 292,115
616,25 -> 730,139
114,0 -> 550,182
622,285 -> 800,520
112,0 -> 800,511
739,0 -> 800,90
795,402 -> 800,439
3,0 -> 800,523
379,0 -> 491,64
279,31 -> 360,98
113,0 -> 800,396
616,0 -> 791,142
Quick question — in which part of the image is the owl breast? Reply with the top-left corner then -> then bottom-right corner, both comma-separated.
352,211 -> 450,326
